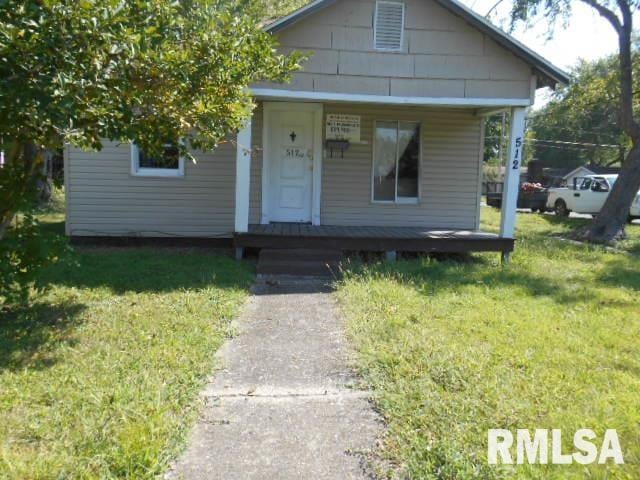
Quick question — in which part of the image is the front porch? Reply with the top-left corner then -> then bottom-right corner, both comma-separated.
233,97 -> 527,263
234,224 -> 513,254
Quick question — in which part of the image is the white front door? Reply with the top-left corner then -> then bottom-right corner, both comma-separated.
268,109 -> 315,223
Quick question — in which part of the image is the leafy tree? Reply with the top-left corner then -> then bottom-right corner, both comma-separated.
511,0 -> 640,243
0,0 -> 301,303
263,0 -> 309,21
529,52 -> 640,169
484,113 -> 508,165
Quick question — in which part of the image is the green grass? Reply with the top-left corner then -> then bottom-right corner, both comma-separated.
0,209 -> 254,478
337,208 -> 640,479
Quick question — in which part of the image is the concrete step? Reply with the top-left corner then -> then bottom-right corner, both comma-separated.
257,249 -> 343,277
257,259 -> 341,277
259,248 -> 342,262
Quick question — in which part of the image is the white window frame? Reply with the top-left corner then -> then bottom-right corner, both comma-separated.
130,143 -> 185,177
373,0 -> 405,52
371,120 -> 421,204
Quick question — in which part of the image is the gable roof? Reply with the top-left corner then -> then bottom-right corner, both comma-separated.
265,0 -> 570,89
562,165 -> 620,179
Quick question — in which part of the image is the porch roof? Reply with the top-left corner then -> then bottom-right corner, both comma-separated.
250,87 -> 532,110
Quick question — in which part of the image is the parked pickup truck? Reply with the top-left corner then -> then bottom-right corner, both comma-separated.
547,174 -> 640,221
486,183 -> 549,212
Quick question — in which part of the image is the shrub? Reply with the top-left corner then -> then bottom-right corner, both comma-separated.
0,212 -> 71,307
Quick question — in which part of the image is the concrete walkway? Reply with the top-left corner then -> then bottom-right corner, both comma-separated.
168,278 -> 381,480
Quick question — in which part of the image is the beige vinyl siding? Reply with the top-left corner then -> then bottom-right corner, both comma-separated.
320,104 -> 481,228
66,101 -> 482,236
65,140 -> 237,237
253,0 -> 533,100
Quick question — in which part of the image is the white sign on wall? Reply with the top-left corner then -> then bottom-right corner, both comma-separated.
326,114 -> 361,142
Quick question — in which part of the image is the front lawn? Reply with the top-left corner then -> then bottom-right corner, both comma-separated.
0,214 -> 253,478
338,208 -> 640,479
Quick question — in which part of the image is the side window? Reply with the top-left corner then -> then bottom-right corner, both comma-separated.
131,143 -> 185,177
591,178 -> 609,192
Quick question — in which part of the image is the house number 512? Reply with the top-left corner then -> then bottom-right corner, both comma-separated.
512,137 -> 522,170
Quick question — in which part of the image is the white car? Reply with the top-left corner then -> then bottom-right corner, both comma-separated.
547,174 -> 640,221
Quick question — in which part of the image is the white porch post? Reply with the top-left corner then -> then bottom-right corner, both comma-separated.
234,118 -> 252,234
500,107 -> 526,260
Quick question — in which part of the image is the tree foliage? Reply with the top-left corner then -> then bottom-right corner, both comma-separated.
529,51 -> 640,169
510,0 -> 640,243
263,0 -> 309,22
0,211 -> 71,306
0,0 -> 302,304
0,0 -> 301,157
483,113 -> 508,165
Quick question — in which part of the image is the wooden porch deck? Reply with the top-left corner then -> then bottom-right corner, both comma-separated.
234,224 -> 514,253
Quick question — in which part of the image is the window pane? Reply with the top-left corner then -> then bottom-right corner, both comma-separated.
139,145 -> 180,169
397,122 -> 419,198
580,178 -> 592,190
373,121 -> 397,201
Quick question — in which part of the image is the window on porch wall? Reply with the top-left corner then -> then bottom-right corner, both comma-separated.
373,121 -> 419,202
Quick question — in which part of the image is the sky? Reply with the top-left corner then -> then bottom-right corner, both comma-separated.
460,0 -> 621,107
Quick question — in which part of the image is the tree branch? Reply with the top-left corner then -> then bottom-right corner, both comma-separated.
485,0 -> 505,18
605,157 -> 622,167
580,0 -> 622,33
613,0 -> 640,139
617,0 -> 633,29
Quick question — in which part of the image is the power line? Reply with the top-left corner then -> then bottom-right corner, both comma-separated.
523,142 -> 604,151
486,114 -> 626,142
486,136 -> 622,148
528,124 -> 623,141
527,138 -> 621,148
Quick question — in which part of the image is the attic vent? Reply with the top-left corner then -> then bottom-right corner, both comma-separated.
374,1 -> 405,51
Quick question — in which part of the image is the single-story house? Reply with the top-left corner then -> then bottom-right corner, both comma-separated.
64,0 -> 568,263
563,165 -> 620,188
